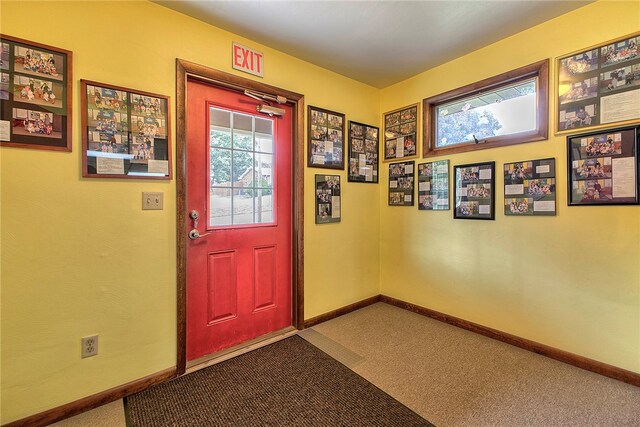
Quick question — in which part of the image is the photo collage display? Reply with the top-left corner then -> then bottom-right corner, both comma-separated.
418,160 -> 449,210
348,121 -> 379,183
558,34 -> 639,132
388,161 -> 414,206
384,104 -> 417,161
315,175 -> 341,224
0,36 -> 69,149
84,81 -> 170,177
454,162 -> 495,219
568,126 -> 638,204
504,158 -> 556,215
308,106 -> 345,169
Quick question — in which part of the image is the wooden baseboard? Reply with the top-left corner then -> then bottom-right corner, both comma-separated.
4,367 -> 176,427
304,295 -> 381,328
381,295 -> 640,387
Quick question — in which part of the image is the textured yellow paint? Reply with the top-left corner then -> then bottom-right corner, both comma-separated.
380,1 -> 640,373
0,1 -> 379,423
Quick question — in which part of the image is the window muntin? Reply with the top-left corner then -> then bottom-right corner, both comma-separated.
423,60 -> 549,157
208,107 -> 275,227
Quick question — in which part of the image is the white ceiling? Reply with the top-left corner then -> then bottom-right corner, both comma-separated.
154,0 -> 593,88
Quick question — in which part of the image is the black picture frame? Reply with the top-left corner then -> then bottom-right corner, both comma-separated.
0,34 -> 72,151
567,125 -> 639,205
417,160 -> 449,210
383,103 -> 418,161
348,120 -> 379,183
504,158 -> 556,216
315,174 -> 341,223
453,161 -> 495,220
308,105 -> 345,169
556,32 -> 640,134
388,161 -> 414,206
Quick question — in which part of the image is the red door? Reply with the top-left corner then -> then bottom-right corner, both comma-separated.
186,78 -> 292,361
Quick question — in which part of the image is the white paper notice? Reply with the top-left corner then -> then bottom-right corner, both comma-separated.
404,163 -> 414,174
460,187 -> 468,197
365,168 -> 373,182
396,138 -> 404,158
148,160 -> 169,175
389,180 -> 398,188
404,195 -> 412,202
312,155 -> 325,165
536,165 -> 550,174
97,157 -> 125,175
505,184 -> 524,195
479,169 -> 492,180
533,200 -> 555,212
478,205 -> 490,214
612,157 -> 636,198
419,181 -> 430,191
324,141 -> 333,153
0,120 -> 9,141
601,89 -> 640,124
331,196 -> 341,219
359,154 -> 366,167
437,164 -> 448,174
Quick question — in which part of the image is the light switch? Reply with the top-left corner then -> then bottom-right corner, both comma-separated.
142,192 -> 163,210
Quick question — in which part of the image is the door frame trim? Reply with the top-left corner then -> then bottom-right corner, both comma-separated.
176,59 -> 305,375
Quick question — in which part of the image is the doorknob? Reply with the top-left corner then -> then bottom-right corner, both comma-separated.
188,229 -> 211,240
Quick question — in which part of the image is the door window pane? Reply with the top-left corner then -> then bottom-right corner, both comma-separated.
211,108 -> 231,128
208,107 -> 276,228
210,128 -> 232,149
210,187 -> 232,226
210,148 -> 231,186
233,128 -> 253,151
254,153 -> 273,189
232,150 -> 253,182
256,189 -> 274,224
233,189 -> 254,225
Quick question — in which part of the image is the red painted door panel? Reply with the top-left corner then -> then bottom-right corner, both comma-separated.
186,78 -> 292,361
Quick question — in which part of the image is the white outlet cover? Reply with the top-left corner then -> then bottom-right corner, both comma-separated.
82,335 -> 99,358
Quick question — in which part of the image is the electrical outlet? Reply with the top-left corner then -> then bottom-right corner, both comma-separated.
81,335 -> 99,358
142,192 -> 163,210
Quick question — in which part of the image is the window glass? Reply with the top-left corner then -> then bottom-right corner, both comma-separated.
208,107 -> 275,227
424,60 -> 548,157
436,78 -> 537,147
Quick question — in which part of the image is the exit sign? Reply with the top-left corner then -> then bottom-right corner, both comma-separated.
232,43 -> 264,78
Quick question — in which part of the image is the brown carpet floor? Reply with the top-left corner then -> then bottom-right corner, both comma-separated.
124,336 -> 434,426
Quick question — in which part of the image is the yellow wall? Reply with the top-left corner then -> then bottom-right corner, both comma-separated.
380,1 -> 640,373
0,1 -> 380,423
2,0 -> 639,423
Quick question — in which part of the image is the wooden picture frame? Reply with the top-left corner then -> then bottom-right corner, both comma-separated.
504,158 -> 556,216
315,174 -> 341,223
81,80 -> 172,179
383,103 -> 419,162
0,34 -> 72,151
556,32 -> 640,134
567,125 -> 639,205
347,120 -> 379,183
453,161 -> 495,220
308,105 -> 345,169
417,160 -> 449,210
388,161 -> 415,206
